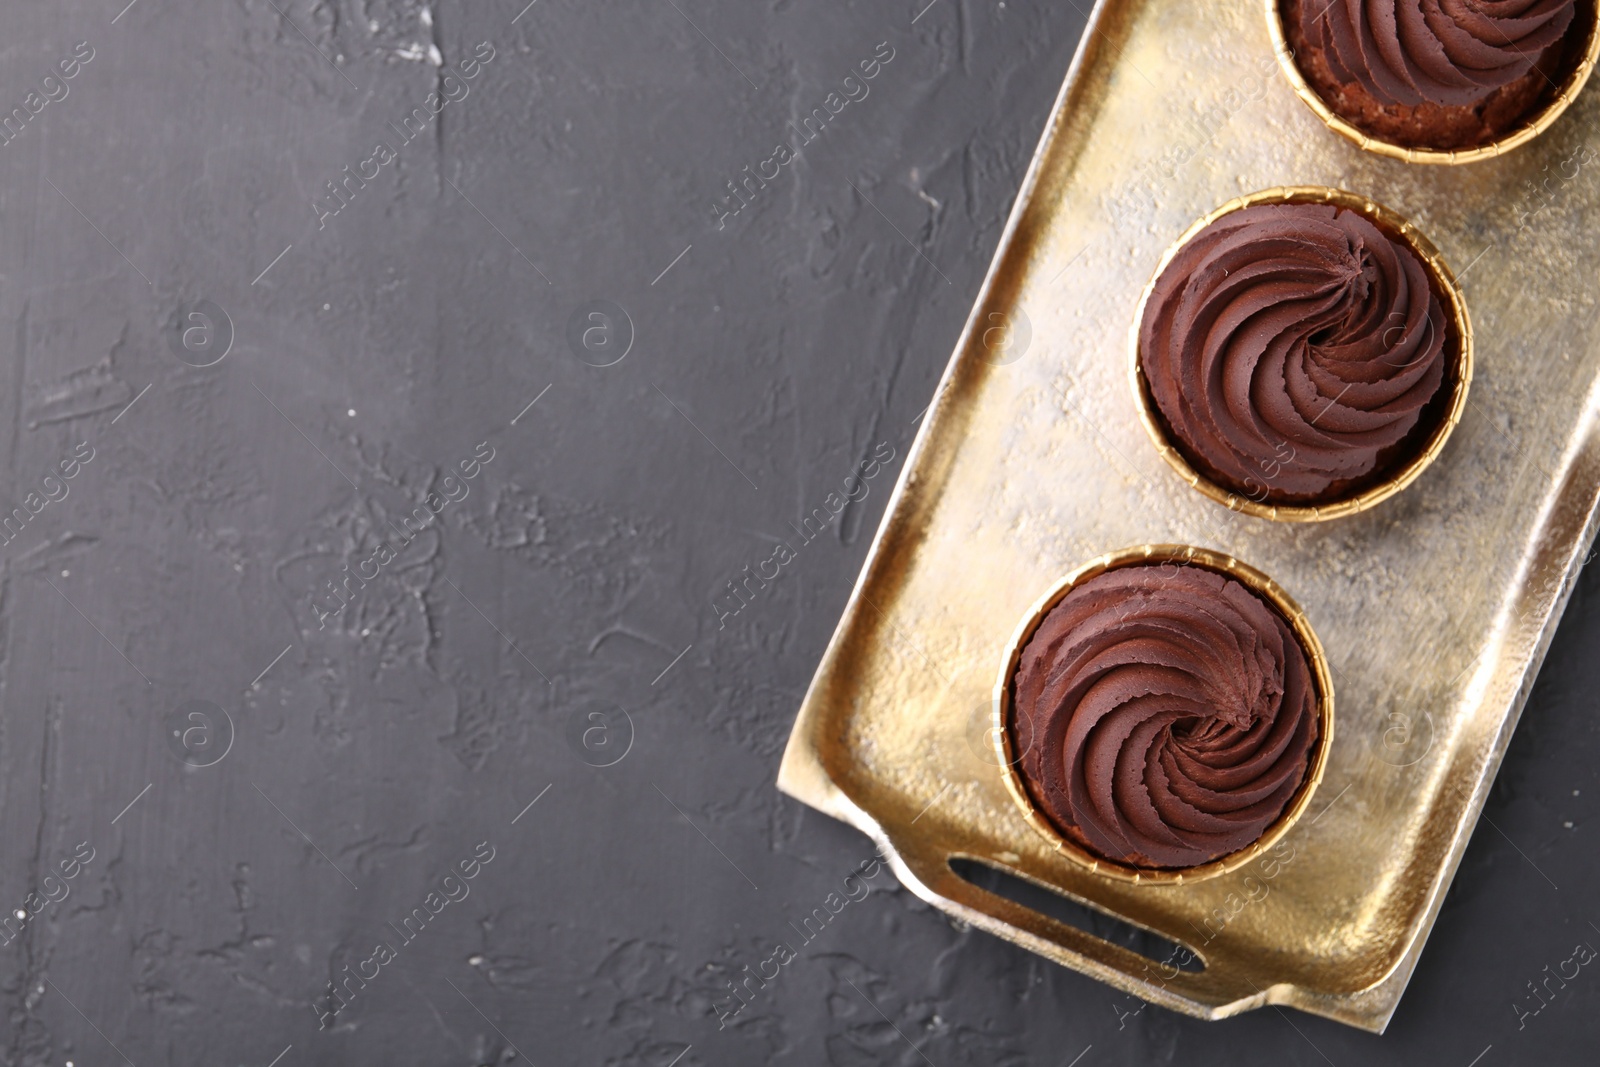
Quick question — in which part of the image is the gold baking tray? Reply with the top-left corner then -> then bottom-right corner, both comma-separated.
777,0 -> 1600,1032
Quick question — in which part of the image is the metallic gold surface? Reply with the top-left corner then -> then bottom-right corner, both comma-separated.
778,0 -> 1600,1032
1265,0 -> 1600,165
1129,186 -> 1474,522
994,545 -> 1334,885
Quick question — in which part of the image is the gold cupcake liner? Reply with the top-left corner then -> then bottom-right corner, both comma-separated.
1130,185 -> 1474,523
1266,0 -> 1600,165
992,544 -> 1335,886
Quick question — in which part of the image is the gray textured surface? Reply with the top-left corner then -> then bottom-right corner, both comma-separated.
0,1 -> 1593,1064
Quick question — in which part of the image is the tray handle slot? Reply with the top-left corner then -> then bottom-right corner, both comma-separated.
948,856 -> 1205,974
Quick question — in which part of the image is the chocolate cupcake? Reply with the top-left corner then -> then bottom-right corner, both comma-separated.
998,549 -> 1331,879
1132,188 -> 1471,520
1271,0 -> 1600,160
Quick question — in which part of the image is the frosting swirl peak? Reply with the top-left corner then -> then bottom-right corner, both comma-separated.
1010,564 -> 1320,870
1301,0 -> 1577,109
1139,201 -> 1449,504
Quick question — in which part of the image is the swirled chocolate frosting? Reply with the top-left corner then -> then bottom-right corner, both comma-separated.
1286,0 -> 1582,148
1140,202 -> 1449,504
1010,565 -> 1319,869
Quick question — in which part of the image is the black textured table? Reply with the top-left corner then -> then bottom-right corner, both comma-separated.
1,2 -> 1594,1065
